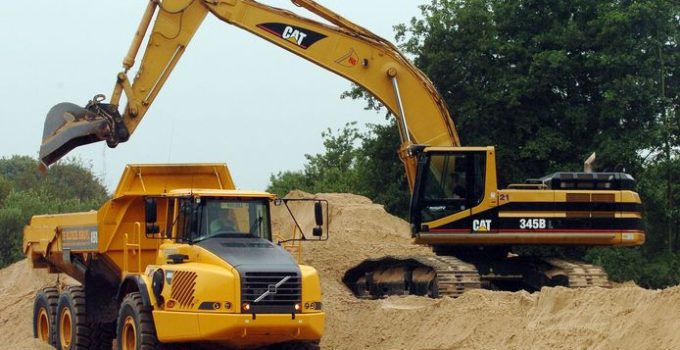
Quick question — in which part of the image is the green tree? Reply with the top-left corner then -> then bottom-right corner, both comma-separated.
267,171 -> 311,198
268,121 -> 411,217
0,155 -> 108,204
0,175 -> 10,206
268,122 -> 362,196
392,0 -> 678,185
0,157 -> 108,268
355,121 -> 409,217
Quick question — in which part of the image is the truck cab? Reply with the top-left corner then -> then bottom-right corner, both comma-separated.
138,189 -> 326,347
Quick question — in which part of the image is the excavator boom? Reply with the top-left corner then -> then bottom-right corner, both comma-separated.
39,0 -> 459,188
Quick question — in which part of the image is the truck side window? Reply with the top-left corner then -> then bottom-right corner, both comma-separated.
165,199 -> 176,239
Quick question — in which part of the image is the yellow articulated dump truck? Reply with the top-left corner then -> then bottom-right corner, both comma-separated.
24,163 -> 326,350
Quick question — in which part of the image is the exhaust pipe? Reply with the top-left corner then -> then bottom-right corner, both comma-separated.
583,152 -> 596,173
38,95 -> 129,172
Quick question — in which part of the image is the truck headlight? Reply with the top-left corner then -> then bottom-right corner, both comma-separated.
151,269 -> 164,305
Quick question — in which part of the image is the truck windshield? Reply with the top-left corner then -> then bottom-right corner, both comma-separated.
177,197 -> 272,243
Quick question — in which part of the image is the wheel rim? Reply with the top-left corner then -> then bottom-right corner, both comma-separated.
59,307 -> 72,349
122,315 -> 137,350
37,307 -> 50,342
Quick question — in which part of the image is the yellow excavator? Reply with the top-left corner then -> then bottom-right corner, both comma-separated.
39,0 -> 644,298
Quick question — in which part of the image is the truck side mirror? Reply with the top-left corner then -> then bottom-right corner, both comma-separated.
314,201 -> 323,226
145,198 -> 160,234
313,201 -> 323,237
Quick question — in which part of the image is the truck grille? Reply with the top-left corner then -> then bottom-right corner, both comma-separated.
241,272 -> 301,313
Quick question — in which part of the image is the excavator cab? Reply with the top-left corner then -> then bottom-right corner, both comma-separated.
410,147 -> 497,234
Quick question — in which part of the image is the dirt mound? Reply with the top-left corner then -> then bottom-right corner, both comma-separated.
272,191 -> 431,293
1,192 -> 679,349
0,260 -> 75,350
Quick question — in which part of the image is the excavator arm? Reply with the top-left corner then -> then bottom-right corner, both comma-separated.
40,0 -> 459,189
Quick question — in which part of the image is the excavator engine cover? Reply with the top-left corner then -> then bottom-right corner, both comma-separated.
39,100 -> 128,170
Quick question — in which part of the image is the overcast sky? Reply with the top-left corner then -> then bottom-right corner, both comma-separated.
0,1 -> 426,192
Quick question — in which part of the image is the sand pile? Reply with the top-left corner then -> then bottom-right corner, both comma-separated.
0,260 -> 72,350
272,191 -> 432,296
1,192 -> 679,349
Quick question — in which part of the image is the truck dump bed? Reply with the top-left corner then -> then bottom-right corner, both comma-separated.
23,163 -> 235,283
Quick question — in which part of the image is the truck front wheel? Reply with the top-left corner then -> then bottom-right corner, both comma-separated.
117,292 -> 160,350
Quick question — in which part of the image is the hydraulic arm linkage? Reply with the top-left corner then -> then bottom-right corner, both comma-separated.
39,0 -> 459,188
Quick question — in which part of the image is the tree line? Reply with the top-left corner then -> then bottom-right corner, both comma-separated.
0,156 -> 108,268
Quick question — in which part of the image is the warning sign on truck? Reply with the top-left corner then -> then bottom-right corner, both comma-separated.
61,226 -> 98,251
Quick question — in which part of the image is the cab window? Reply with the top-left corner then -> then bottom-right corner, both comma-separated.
174,197 -> 272,243
416,152 -> 486,222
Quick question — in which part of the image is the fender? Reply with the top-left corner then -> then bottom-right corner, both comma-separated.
116,275 -> 153,308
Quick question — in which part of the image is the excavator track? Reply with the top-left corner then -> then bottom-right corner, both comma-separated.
412,255 -> 482,298
541,258 -> 612,288
343,254 -> 611,299
469,256 -> 613,291
342,255 -> 482,299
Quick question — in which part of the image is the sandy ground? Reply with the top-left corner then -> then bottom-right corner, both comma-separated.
2,192 -> 680,349
0,259 -> 71,350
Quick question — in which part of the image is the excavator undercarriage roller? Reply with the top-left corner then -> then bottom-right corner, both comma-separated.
39,96 -> 128,171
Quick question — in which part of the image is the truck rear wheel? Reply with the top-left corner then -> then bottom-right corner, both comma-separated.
33,287 -> 59,346
117,292 -> 160,350
56,286 -> 115,350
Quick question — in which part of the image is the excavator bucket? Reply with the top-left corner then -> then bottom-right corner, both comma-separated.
38,96 -> 128,171
39,102 -> 109,171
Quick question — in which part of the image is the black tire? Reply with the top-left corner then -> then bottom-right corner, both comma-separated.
117,292 -> 161,350
55,286 -> 115,350
91,322 -> 116,350
33,287 -> 59,346
266,341 -> 321,350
